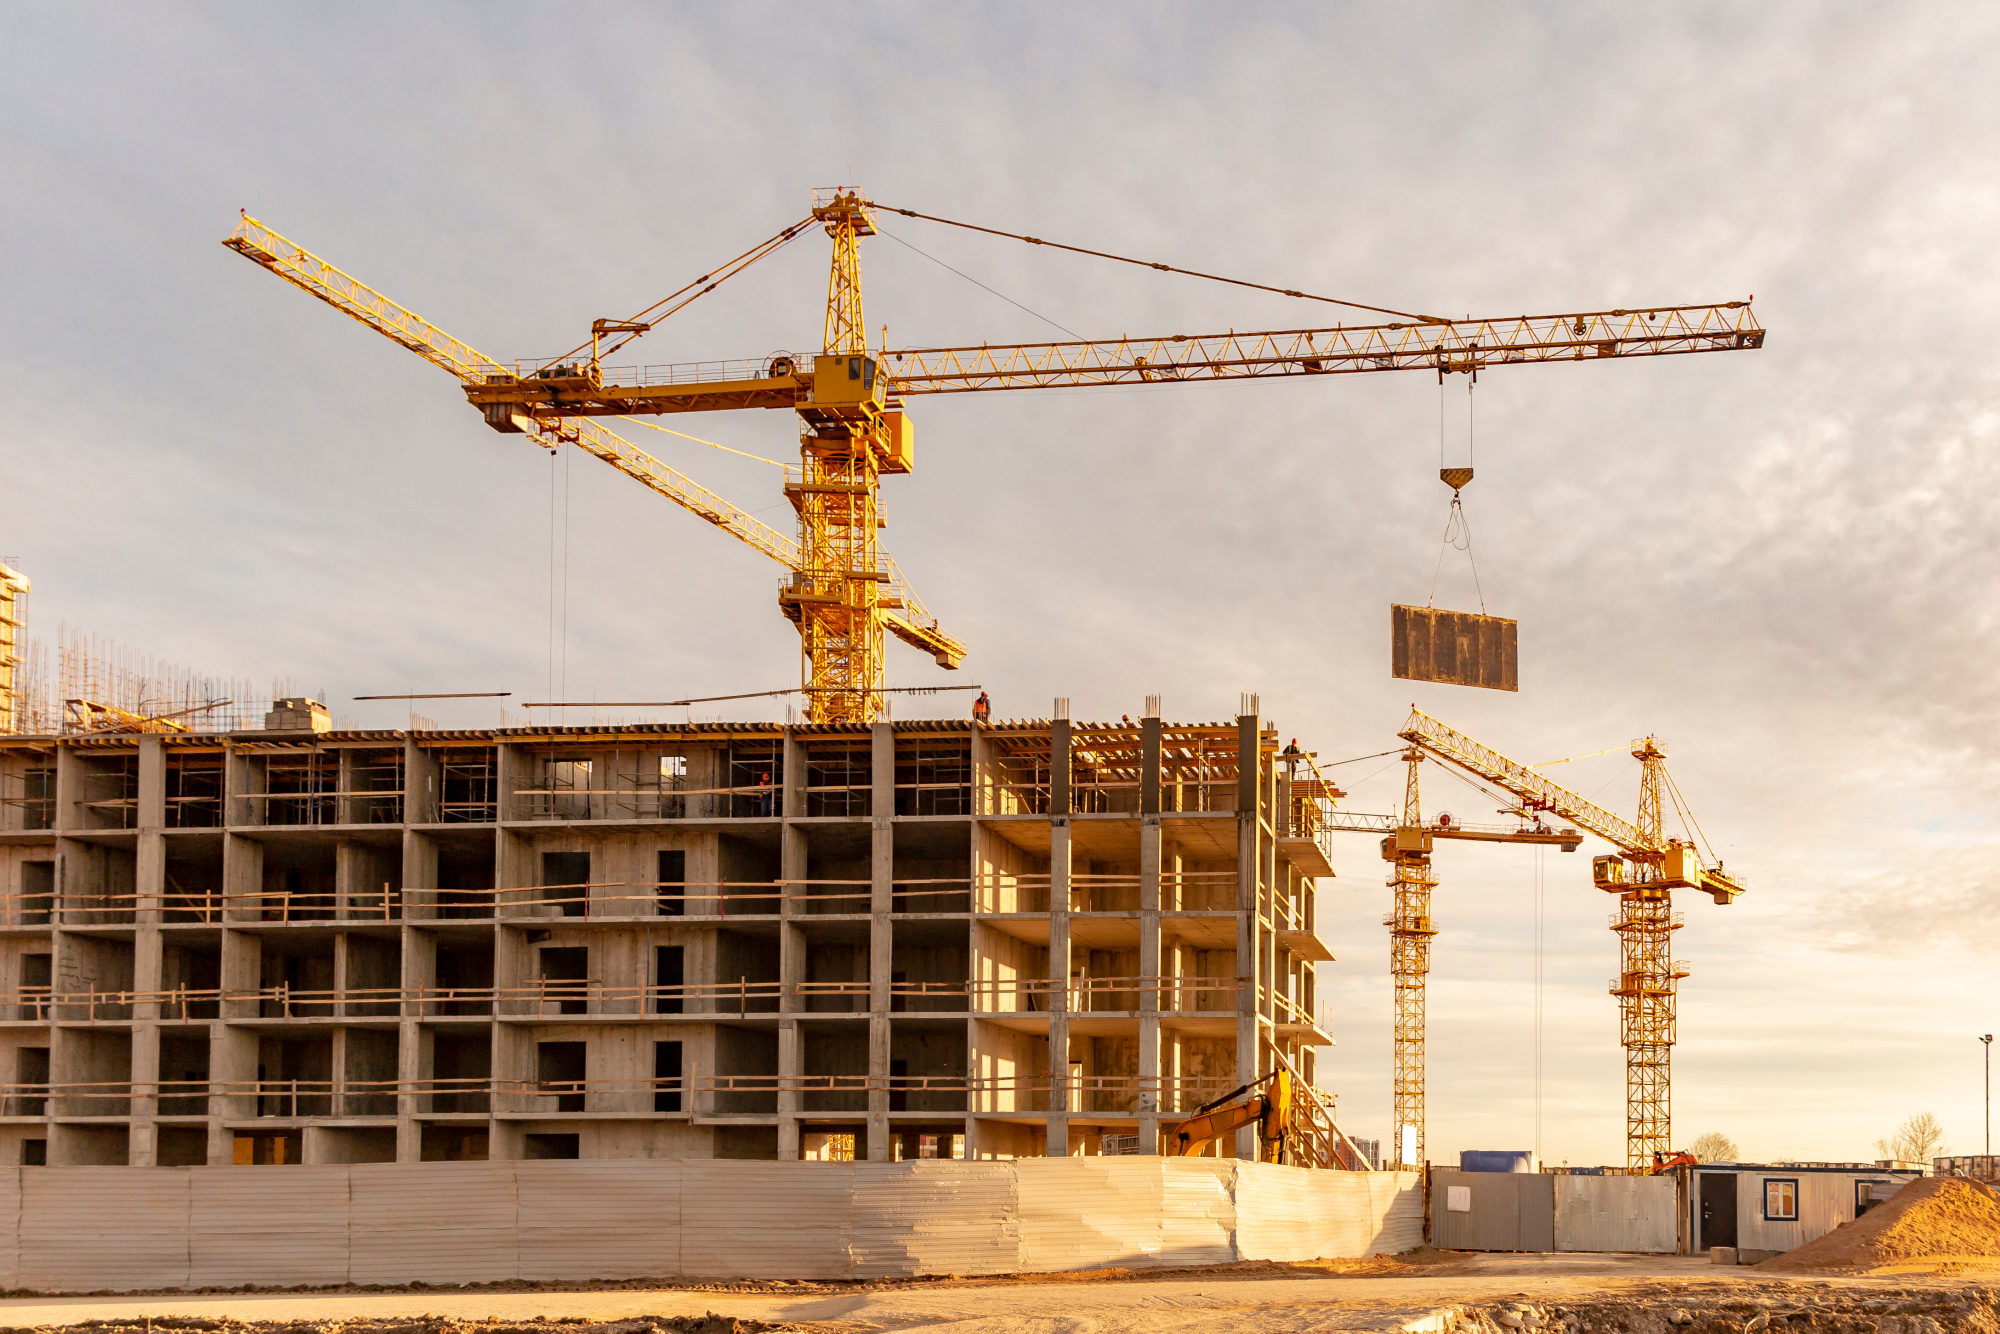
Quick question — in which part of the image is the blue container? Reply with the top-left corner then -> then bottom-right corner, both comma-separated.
1460,1149 -> 1534,1173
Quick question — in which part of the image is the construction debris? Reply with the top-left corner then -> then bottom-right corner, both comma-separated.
1447,1285 -> 2000,1333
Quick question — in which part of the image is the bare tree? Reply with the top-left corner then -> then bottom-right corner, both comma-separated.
1874,1111 -> 1947,1164
1690,1131 -> 1738,1162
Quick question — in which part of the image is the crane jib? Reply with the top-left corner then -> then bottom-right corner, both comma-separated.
453,303 -> 1762,418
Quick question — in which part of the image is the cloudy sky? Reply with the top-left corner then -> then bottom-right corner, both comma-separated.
4,3 -> 1996,1168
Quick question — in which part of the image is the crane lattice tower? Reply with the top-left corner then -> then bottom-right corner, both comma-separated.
1387,748 -> 1437,1169
1611,736 -> 1687,1167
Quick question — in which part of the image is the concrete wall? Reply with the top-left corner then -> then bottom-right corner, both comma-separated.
0,1160 -> 1420,1290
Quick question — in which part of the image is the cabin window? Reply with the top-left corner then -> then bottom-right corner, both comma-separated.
1763,1178 -> 1799,1221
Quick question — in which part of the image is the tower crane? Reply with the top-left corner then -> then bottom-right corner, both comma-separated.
225,191 -> 1766,722
1397,708 -> 1744,1169
1317,755 -> 1580,1170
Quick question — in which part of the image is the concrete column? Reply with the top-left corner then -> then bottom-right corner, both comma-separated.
333,838 -> 354,920
868,723 -> 895,1160
403,737 -> 434,825
330,1024 -> 349,1122
782,726 -> 805,818
136,737 -> 164,924
127,1018 -> 159,1165
1138,812 -> 1161,1153
1235,711 -> 1261,1160
396,925 -> 434,1161
777,1018 -> 800,1159
1262,765 -> 1279,1032
333,931 -> 350,1020
1140,717 -> 1162,816
1046,816 -> 1071,1156
222,832 -> 262,924
1050,717 -> 1071,819
969,720 -> 989,817
52,743 -> 83,834
401,829 -> 437,921
336,747 -> 357,827
134,743 -> 165,1170
778,814 -> 805,1158
226,742 -> 261,829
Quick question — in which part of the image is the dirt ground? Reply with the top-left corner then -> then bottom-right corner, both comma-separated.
4,1252 -> 1998,1334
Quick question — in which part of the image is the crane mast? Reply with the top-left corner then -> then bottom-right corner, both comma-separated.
1386,748 -> 1436,1170
784,191 -> 890,721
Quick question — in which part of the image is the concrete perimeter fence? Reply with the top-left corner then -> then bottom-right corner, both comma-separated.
0,1160 -> 1421,1292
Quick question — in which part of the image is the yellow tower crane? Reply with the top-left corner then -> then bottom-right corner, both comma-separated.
226,191 -> 1765,722
1324,755 -> 1579,1169
1397,709 -> 1743,1169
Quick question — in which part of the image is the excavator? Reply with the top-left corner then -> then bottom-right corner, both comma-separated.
1169,1070 -> 1294,1163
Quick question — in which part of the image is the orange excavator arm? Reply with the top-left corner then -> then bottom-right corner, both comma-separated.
1170,1070 -> 1293,1162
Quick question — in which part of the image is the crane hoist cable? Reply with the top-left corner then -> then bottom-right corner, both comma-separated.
1663,767 -> 1722,866
875,225 -> 1084,340
866,201 -> 1441,323
1426,374 -> 1487,612
547,215 -> 818,366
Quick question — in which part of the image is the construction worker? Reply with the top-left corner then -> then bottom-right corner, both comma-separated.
1282,737 -> 1303,777
972,691 -> 990,724
755,769 -> 773,817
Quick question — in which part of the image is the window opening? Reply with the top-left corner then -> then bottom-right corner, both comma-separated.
525,1132 -> 581,1159
654,1040 -> 683,1112
538,946 -> 589,1015
537,1041 -> 587,1112
654,945 -> 684,1015
658,849 -> 686,916
541,850 -> 590,918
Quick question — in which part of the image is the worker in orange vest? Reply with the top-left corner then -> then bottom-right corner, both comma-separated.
972,691 -> 990,724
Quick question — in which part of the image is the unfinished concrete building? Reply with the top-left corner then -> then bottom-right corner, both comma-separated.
0,701 -> 1338,1167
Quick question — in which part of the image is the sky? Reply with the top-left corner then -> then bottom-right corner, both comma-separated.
2,2 -> 1996,1168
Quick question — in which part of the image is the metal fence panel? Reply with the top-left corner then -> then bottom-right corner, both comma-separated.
850,1161 -> 1020,1277
1015,1157 -> 1169,1270
349,1161 -> 518,1285
1430,1168 -> 1553,1251
190,1165 -> 352,1286
22,1166 -> 189,1291
1156,1159 -> 1237,1266
516,1159 -> 677,1281
680,1159 -> 852,1279
1236,1164 -> 1421,1260
0,1167 -> 19,1289
1553,1174 -> 1677,1253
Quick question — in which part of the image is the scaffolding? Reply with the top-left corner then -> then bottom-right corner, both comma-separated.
0,566 -> 59,736
56,627 -> 264,733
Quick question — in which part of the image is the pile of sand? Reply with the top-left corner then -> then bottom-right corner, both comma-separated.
1759,1175 -> 2000,1272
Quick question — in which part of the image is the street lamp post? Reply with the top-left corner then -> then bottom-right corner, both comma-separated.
1983,1034 -> 1993,1160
